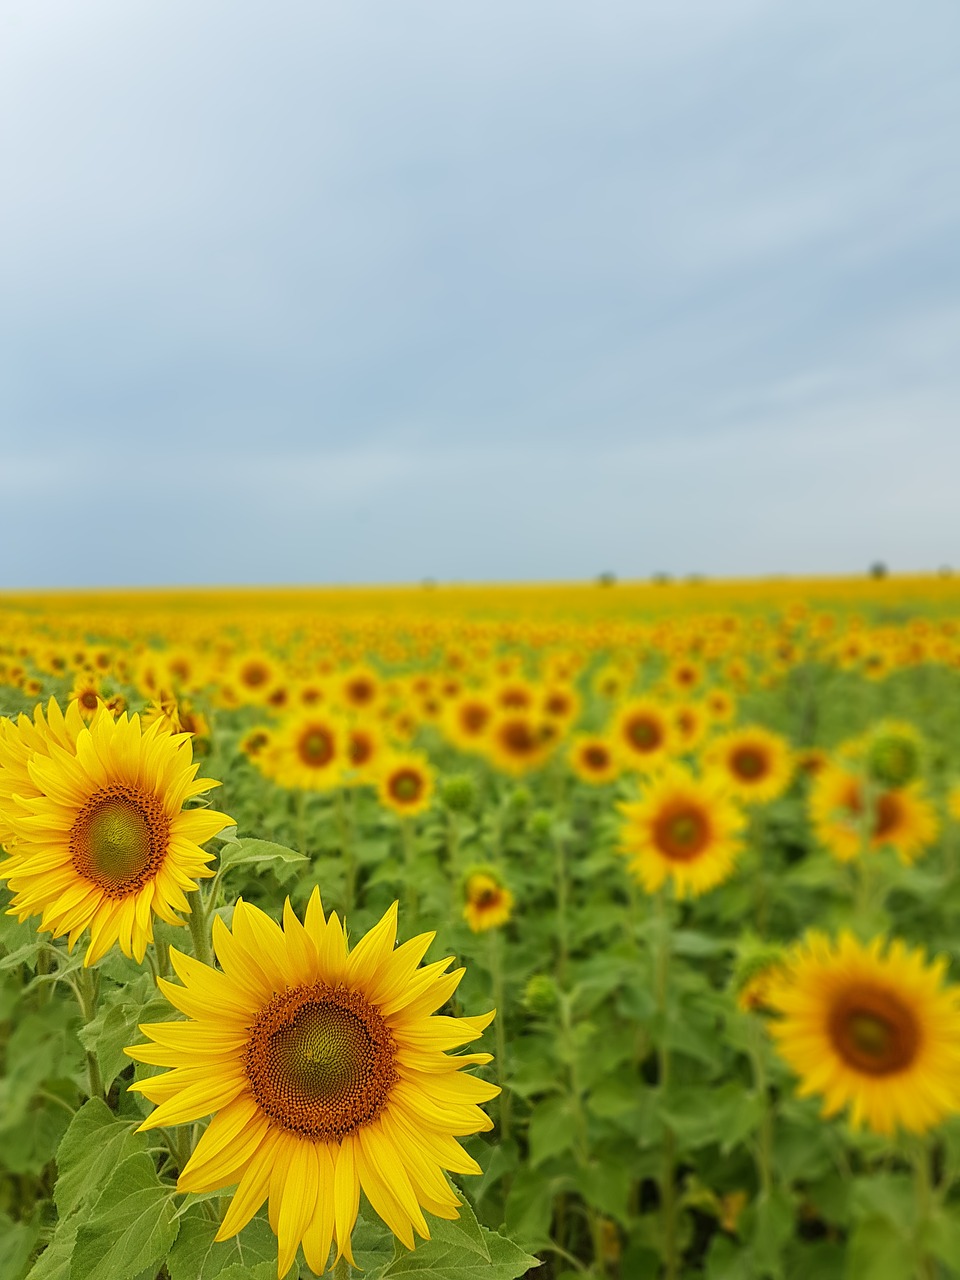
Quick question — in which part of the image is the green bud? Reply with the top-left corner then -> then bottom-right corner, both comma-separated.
523,974 -> 560,1017
440,773 -> 478,814
866,732 -> 921,789
529,809 -> 553,838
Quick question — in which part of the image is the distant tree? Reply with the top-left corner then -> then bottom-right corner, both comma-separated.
869,562 -> 888,579
596,572 -> 616,587
652,572 -> 673,585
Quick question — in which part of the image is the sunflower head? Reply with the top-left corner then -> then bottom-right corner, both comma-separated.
0,706 -> 233,965
463,869 -> 514,933
767,931 -> 960,1134
126,892 -> 498,1276
378,753 -> 435,817
863,722 -> 924,789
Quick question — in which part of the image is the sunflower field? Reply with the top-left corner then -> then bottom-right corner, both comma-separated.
5,576 -> 960,1280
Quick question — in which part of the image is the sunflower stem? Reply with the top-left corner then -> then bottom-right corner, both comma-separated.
489,929 -> 511,1143
76,966 -> 104,1099
401,818 -> 419,928
912,1139 -> 936,1280
296,788 -> 309,857
187,892 -> 212,968
335,787 -> 356,916
747,1017 -> 773,1199
554,825 -> 569,987
655,888 -> 678,1280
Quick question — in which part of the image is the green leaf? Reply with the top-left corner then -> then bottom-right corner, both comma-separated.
749,1187 -> 794,1274
167,1208 -> 277,1280
55,1098 -> 143,1217
78,994 -> 171,1093
504,1166 -> 555,1252
844,1216 -> 915,1280
70,1151 -> 179,1280
0,1003 -> 82,1128
216,838 -> 308,872
0,1212 -> 41,1280
921,1210 -> 960,1273
24,1214 -> 79,1280
658,1083 -> 762,1153
371,1196 -> 538,1278
214,1266 -> 276,1280
527,1096 -> 575,1168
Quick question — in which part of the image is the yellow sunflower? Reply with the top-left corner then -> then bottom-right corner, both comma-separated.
126,893 -> 498,1276
706,726 -> 793,805
0,698 -> 89,848
0,711 -> 233,966
611,699 -> 674,772
618,766 -> 746,898
442,693 -> 495,753
809,765 -> 939,864
767,931 -> 960,1134
272,713 -> 344,792
378,753 -> 435,818
568,735 -> 620,786
463,871 -> 514,933
69,672 -> 105,722
485,712 -> 553,777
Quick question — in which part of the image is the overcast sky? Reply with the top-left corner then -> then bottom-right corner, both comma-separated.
2,0 -> 958,587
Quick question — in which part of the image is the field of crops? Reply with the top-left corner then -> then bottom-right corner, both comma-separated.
4,575 -> 960,1280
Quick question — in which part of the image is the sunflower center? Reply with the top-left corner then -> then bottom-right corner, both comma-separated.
461,704 -> 489,734
626,717 -> 661,751
245,984 -> 397,1140
298,728 -> 334,768
70,786 -> 170,897
829,985 -> 920,1075
584,746 -> 609,770
653,803 -> 711,862
349,734 -> 373,766
389,770 -> 422,803
500,721 -> 538,755
731,748 -> 766,781
242,661 -> 270,688
873,793 -> 902,840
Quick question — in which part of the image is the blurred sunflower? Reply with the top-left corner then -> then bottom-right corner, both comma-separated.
378,753 -> 435,817
486,712 -> 553,776
612,699 -> 674,772
463,870 -> 514,932
768,931 -> 960,1134
809,765 -> 938,864
706,726 -> 793,805
126,893 -> 498,1276
273,713 -> 344,792
0,710 -> 233,965
618,766 -> 745,898
568,735 -> 620,786
69,672 -> 104,722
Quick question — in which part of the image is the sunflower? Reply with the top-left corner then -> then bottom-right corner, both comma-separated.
231,652 -> 280,706
0,710 -> 233,966
671,701 -> 709,753
378,753 -> 435,818
485,712 -> 553,777
126,893 -> 498,1276
0,698 -> 89,848
463,871 -> 514,933
767,931 -> 960,1134
271,713 -> 344,792
568,735 -> 620,786
706,727 -> 793,805
443,693 -> 494,754
665,658 -> 704,696
809,765 -> 939,864
240,725 -> 273,763
611,699 -> 674,772
69,672 -> 104,721
618,766 -> 746,898
338,666 -> 382,712
342,720 -> 385,785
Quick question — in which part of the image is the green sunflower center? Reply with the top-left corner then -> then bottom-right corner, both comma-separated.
390,770 -> 422,803
829,985 -> 920,1075
245,984 -> 397,1140
298,727 -> 334,767
731,748 -> 766,781
868,737 -> 919,788
71,786 -> 170,897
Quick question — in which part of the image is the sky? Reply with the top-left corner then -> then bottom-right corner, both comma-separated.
2,0 -> 959,588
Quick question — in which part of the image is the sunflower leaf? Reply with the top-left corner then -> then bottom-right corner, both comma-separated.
69,1151 -> 179,1280
217,838 -> 309,872
54,1098 -> 143,1217
368,1196 -> 538,1278
166,1207 -> 277,1280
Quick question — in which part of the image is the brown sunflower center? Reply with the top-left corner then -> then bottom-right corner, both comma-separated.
500,720 -> 538,756
389,769 -> 423,803
346,678 -> 375,706
349,733 -> 374,766
652,803 -> 711,862
461,704 -> 490,734
298,727 -> 334,768
583,745 -> 610,770
731,747 -> 767,781
245,984 -> 397,1140
79,690 -> 99,711
873,792 -> 903,840
626,716 -> 661,751
828,984 -> 920,1075
241,661 -> 270,688
70,786 -> 170,897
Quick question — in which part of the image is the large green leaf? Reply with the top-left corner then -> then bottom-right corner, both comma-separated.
55,1098 -> 143,1217
368,1196 -> 538,1279
217,838 -> 308,872
167,1208 -> 277,1280
70,1151 -> 179,1280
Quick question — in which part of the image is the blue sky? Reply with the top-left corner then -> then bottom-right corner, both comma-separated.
2,0 -> 958,587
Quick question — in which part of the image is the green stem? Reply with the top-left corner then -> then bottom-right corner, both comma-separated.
554,828 -> 569,987
913,1139 -> 936,1280
296,788 -> 309,856
76,966 -> 104,1099
561,994 -> 604,1273
187,892 -> 212,967
748,1019 -> 773,1198
402,818 -> 419,927
335,788 -> 356,916
489,929 -> 511,1143
656,889 -> 678,1280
